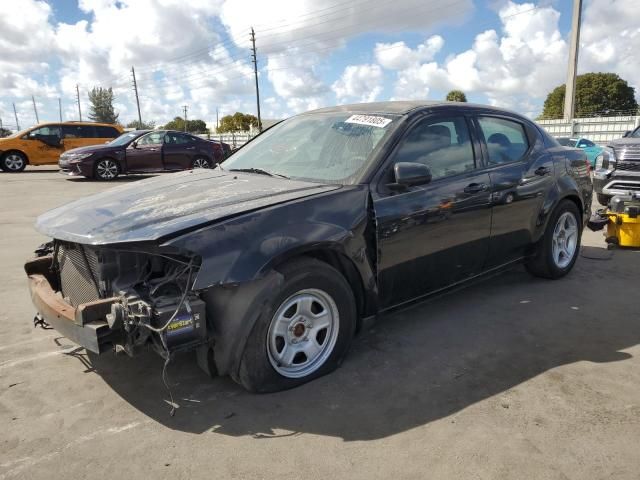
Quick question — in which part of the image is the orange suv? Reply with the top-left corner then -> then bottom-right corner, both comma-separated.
0,122 -> 123,172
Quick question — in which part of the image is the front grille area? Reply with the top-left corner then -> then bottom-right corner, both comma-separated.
616,161 -> 640,172
56,243 -> 101,306
608,182 -> 640,192
614,145 -> 640,162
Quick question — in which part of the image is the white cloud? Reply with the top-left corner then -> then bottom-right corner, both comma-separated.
375,36 -> 444,70
379,1 -> 569,112
332,64 -> 384,103
580,0 -> 640,93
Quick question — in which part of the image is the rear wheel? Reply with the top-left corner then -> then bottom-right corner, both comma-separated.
192,157 -> 212,169
1,151 -> 27,172
526,200 -> 582,279
236,258 -> 357,393
94,158 -> 120,181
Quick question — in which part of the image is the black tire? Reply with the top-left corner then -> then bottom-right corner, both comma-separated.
526,200 -> 582,279
236,257 -> 357,393
1,151 -> 27,172
191,157 -> 212,169
93,158 -> 120,181
596,193 -> 610,207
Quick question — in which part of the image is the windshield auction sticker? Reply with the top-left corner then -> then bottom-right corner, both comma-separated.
344,114 -> 392,128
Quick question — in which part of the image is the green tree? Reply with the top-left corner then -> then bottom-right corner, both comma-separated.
0,127 -> 12,138
217,112 -> 259,133
126,119 -> 156,130
446,90 -> 467,102
87,87 -> 119,123
541,73 -> 638,119
163,116 -> 208,133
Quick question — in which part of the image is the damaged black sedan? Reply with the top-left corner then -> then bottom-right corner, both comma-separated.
25,101 -> 592,392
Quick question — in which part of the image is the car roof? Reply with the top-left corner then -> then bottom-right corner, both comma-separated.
304,100 -> 524,117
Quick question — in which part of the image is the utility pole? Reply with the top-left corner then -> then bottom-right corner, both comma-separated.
131,66 -> 143,127
182,105 -> 188,132
13,103 -> 19,131
216,107 -> 219,132
564,0 -> 583,120
250,27 -> 263,132
58,98 -> 63,121
76,84 -> 82,121
32,95 -> 39,124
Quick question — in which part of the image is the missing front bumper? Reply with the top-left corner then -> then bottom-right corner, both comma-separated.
25,256 -> 120,354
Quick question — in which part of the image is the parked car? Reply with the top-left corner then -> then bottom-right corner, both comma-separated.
556,137 -> 603,167
593,127 -> 640,205
25,101 -> 592,393
59,129 -> 226,180
0,122 -> 122,172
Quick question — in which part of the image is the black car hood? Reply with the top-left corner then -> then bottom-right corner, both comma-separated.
36,169 -> 340,245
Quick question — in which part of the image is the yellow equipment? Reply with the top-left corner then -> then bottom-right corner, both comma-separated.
604,193 -> 640,248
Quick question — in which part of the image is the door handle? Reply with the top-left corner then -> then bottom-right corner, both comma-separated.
464,183 -> 488,194
535,166 -> 551,176
186,146 -> 196,150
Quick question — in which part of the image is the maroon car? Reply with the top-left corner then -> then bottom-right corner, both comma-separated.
59,130 -> 228,181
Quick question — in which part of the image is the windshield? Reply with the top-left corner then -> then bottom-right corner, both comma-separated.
631,128 -> 640,138
109,131 -> 143,146
223,112 -> 399,183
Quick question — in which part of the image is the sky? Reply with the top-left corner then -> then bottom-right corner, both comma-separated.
0,0 -> 638,130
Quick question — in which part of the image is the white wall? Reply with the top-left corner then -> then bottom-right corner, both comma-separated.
537,115 -> 640,144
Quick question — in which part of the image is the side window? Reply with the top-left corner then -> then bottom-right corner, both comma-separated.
478,117 -> 529,165
95,126 -> 119,138
28,126 -> 61,138
137,132 -> 164,146
62,125 -> 96,138
165,132 -> 192,145
578,139 -> 595,148
390,116 -> 476,181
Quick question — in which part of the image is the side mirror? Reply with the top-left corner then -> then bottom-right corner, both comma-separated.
623,131 -> 632,138
130,141 -> 138,149
388,162 -> 432,190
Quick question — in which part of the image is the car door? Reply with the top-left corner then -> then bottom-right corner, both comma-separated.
163,132 -> 194,170
373,113 -> 492,308
23,125 -> 63,164
473,115 -> 556,268
125,131 -> 164,172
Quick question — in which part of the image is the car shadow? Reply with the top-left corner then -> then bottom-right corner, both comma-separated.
83,247 -> 640,441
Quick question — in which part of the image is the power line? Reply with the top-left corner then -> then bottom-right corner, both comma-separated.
251,27 -> 262,132
13,103 -> 20,131
76,84 -> 82,121
131,66 -> 143,126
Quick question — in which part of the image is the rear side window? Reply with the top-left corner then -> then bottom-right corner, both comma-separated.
95,126 -> 119,138
478,117 -> 529,165
165,132 -> 193,144
63,125 -> 97,139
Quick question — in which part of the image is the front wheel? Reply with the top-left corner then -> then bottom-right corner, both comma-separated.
93,158 -> 120,181
1,152 -> 27,172
236,258 -> 357,393
526,200 -> 582,279
192,157 -> 212,169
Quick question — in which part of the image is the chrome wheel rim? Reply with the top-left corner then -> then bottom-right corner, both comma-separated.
267,288 -> 339,378
552,211 -> 579,268
192,158 -> 210,169
4,154 -> 24,171
96,159 -> 118,179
